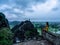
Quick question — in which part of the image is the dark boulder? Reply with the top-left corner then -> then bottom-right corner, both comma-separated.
0,12 -> 9,28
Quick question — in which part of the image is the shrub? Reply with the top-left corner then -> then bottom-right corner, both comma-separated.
0,28 -> 13,45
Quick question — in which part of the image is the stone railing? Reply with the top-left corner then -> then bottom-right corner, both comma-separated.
42,30 -> 60,45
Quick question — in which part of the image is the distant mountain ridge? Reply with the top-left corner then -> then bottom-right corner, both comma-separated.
9,21 -> 20,29
9,21 -> 60,29
9,21 -> 20,25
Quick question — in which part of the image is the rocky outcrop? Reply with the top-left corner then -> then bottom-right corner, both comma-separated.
0,12 -> 9,28
11,20 -> 39,43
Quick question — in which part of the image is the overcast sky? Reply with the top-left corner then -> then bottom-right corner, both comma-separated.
0,0 -> 60,22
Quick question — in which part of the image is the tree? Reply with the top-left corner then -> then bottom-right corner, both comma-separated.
0,12 -> 10,28
0,28 -> 13,45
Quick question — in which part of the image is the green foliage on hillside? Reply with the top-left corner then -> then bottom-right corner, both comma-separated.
25,31 -> 31,38
0,28 -> 13,45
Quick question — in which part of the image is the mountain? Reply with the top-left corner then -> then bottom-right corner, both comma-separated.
9,21 -> 20,29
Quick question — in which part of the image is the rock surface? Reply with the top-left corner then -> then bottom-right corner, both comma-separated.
13,40 -> 52,45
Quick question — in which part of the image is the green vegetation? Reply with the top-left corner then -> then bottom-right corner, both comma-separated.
25,31 -> 31,36
0,28 -> 13,45
37,28 -> 42,35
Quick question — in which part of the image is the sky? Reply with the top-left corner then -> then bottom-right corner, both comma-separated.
0,0 -> 60,22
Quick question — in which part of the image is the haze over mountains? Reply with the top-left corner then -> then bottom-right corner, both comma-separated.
9,21 -> 60,29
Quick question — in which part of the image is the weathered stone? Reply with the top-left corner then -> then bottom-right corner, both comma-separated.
12,20 -> 39,43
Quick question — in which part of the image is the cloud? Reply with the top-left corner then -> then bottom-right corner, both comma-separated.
0,0 -> 60,22
0,4 -> 12,10
4,12 -> 25,21
52,7 -> 58,11
14,0 -> 46,6
13,8 -> 24,14
24,0 -> 58,17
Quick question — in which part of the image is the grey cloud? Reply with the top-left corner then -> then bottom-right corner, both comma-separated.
9,0 -> 47,9
0,0 -> 60,22
0,0 -> 47,12
52,7 -> 59,11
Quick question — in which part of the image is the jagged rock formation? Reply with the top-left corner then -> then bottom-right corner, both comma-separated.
11,20 -> 34,33
0,12 -> 9,28
11,20 -> 39,43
